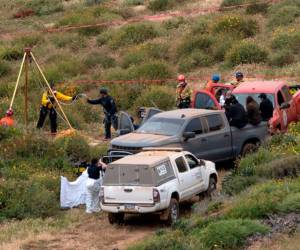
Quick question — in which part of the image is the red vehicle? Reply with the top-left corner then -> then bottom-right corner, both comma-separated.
192,81 -> 300,133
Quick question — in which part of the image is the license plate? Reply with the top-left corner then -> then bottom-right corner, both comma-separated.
124,204 -> 135,211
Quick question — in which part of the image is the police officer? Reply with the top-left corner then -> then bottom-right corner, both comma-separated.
176,75 -> 192,109
87,88 -> 117,140
258,93 -> 274,121
37,83 -> 74,134
225,94 -> 247,129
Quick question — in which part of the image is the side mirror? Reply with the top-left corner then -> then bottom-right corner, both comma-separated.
118,128 -> 131,136
280,102 -> 290,110
198,159 -> 206,166
183,131 -> 195,141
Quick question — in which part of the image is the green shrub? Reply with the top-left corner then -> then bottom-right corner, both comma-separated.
212,35 -> 236,62
271,31 -> 300,53
225,40 -> 268,66
255,155 -> 300,179
191,18 -> 210,35
268,49 -> 295,67
132,86 -> 175,111
121,50 -> 146,68
178,50 -> 214,72
222,174 -> 259,195
221,0 -> 245,7
109,24 -> 158,48
13,35 -> 44,48
84,52 -> 116,69
246,1 -> 269,14
148,0 -> 170,11
0,46 -> 23,61
213,16 -> 259,38
55,134 -> 91,162
163,17 -> 186,30
25,0 -> 63,16
268,5 -> 300,28
0,179 -> 59,220
129,61 -> 172,80
0,61 -> 10,77
124,0 -> 144,6
196,219 -> 269,249
177,34 -> 214,57
51,34 -> 87,51
277,193 -> 300,213
0,126 -> 20,141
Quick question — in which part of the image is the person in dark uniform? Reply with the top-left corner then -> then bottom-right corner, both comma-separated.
87,88 -> 117,140
225,95 -> 247,129
246,96 -> 261,126
258,93 -> 274,121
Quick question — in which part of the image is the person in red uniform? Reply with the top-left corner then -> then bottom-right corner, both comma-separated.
0,109 -> 14,127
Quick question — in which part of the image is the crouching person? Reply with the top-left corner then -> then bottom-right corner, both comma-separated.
86,158 -> 106,214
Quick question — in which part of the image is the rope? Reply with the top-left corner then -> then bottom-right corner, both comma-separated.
30,52 -> 74,130
9,53 -> 26,110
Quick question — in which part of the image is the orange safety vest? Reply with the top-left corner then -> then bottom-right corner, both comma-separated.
0,116 -> 14,127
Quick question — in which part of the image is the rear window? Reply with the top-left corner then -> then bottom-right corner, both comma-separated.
153,161 -> 175,185
103,164 -> 154,186
206,114 -> 224,132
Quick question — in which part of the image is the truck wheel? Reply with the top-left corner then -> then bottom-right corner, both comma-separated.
165,198 -> 179,226
108,213 -> 125,225
205,177 -> 217,199
241,143 -> 257,157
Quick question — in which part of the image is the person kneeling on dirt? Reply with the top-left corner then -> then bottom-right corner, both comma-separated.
87,88 -> 118,141
86,158 -> 106,214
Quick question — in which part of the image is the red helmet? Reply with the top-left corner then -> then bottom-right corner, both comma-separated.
178,74 -> 185,82
6,109 -> 13,117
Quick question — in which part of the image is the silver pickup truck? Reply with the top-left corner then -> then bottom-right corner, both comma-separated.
109,109 -> 268,162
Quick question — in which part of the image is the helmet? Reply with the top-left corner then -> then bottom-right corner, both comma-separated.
212,74 -> 220,82
235,71 -> 244,78
6,109 -> 13,117
99,87 -> 108,95
178,74 -> 185,82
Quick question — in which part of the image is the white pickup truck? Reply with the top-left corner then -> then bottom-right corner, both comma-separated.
100,148 -> 218,225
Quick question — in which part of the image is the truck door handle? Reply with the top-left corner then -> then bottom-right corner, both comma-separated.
201,138 -> 207,142
224,134 -> 230,137
124,188 -> 133,192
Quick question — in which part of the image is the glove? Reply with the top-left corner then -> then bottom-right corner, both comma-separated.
72,95 -> 77,101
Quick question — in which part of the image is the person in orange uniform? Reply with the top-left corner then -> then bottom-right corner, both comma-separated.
37,83 -> 75,134
0,109 -> 14,127
176,75 -> 193,109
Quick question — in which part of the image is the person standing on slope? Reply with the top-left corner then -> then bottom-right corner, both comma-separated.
176,75 -> 192,109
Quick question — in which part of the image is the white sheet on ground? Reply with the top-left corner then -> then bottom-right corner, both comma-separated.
60,170 -> 89,208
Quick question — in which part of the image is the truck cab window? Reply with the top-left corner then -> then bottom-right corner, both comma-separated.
184,118 -> 203,135
185,154 -> 199,169
175,157 -> 188,173
281,86 -> 292,102
277,91 -> 285,106
206,114 -> 224,132
194,92 -> 217,110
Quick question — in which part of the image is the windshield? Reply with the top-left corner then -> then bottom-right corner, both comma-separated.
136,117 -> 185,136
103,164 -> 154,186
234,93 -> 275,108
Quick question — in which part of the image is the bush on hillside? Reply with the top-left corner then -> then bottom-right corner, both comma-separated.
163,17 -> 186,30
191,18 -> 210,35
13,35 -> 44,48
271,31 -> 300,53
268,2 -> 300,28
177,34 -> 214,57
148,0 -> 170,11
84,52 -> 116,69
221,0 -> 245,7
25,0 -> 63,16
0,46 -> 23,61
51,34 -> 87,51
268,50 -> 295,67
212,35 -> 236,61
109,24 -> 158,48
129,61 -> 172,80
225,41 -> 268,66
178,50 -> 214,72
246,2 -> 269,14
213,16 -> 259,38
0,61 -> 10,77
196,219 -> 269,249
124,0 -> 144,6
132,86 -> 175,111
277,193 -> 300,213
121,50 -> 146,68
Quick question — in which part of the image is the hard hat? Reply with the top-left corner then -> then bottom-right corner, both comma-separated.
6,109 -> 13,117
212,74 -> 220,82
99,87 -> 108,95
178,74 -> 185,82
235,71 -> 244,78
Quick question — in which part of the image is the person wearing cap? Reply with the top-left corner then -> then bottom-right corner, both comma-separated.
37,83 -> 75,134
87,88 -> 117,140
225,94 -> 247,129
232,71 -> 244,86
176,74 -> 193,109
0,109 -> 14,127
258,93 -> 273,121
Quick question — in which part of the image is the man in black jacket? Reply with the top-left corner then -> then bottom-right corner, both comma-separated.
87,88 -> 117,140
258,93 -> 274,121
225,95 -> 247,129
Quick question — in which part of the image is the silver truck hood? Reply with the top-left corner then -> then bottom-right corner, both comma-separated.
111,133 -> 178,147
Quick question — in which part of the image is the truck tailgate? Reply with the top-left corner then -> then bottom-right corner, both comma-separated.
104,186 -> 154,204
